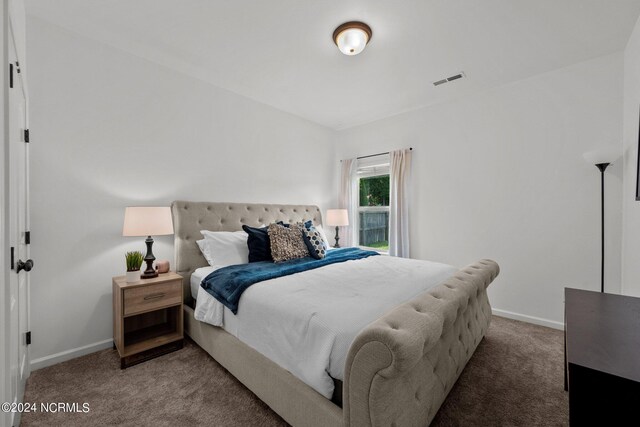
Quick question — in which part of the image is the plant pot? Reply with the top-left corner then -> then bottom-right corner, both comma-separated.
125,270 -> 141,283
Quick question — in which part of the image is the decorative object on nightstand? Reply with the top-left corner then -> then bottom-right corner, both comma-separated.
583,147 -> 619,293
113,271 -> 183,368
155,260 -> 170,274
326,209 -> 349,248
122,206 -> 174,279
124,251 -> 144,283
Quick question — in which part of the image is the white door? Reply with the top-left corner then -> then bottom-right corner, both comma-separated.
6,19 -> 31,427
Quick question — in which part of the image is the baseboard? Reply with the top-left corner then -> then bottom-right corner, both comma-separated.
30,338 -> 114,371
492,308 -> 564,330
29,310 -> 562,370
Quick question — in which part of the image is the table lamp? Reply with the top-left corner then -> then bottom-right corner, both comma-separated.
123,207 -> 174,279
326,209 -> 349,248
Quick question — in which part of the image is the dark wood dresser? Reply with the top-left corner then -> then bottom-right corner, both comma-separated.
565,288 -> 640,426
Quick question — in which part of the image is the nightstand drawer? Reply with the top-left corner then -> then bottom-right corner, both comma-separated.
123,281 -> 181,316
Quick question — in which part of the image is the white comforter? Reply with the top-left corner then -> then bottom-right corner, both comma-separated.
194,255 -> 457,398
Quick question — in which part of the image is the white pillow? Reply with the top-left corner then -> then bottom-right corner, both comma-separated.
197,230 -> 249,267
315,224 -> 332,249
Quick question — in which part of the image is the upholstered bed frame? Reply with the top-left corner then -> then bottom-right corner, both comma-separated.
172,200 -> 499,427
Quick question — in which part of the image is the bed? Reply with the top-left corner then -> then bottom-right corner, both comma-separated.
172,201 -> 499,427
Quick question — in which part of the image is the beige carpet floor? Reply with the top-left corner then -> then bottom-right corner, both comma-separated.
21,316 -> 568,426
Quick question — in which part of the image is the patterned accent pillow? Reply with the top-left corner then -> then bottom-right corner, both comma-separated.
268,223 -> 310,263
302,226 -> 327,259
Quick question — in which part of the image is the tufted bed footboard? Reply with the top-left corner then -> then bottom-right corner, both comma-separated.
343,259 -> 499,426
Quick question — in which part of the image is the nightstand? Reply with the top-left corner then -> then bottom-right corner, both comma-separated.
113,272 -> 184,369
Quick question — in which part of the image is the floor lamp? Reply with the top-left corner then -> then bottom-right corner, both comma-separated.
583,148 -> 619,293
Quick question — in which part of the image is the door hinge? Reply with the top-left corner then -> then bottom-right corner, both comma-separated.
25,231 -> 30,244
9,63 -> 13,88
10,247 -> 15,270
16,61 -> 20,73
26,331 -> 31,346
24,129 -> 29,143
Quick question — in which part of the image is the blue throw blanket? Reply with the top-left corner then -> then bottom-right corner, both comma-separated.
201,247 -> 379,314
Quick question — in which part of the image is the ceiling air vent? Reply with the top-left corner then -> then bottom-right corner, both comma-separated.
433,72 -> 465,87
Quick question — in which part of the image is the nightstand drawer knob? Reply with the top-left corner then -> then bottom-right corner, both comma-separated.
143,293 -> 166,301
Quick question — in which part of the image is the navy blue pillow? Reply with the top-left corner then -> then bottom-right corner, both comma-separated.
281,220 -> 313,229
242,225 -> 273,262
242,220 -> 314,263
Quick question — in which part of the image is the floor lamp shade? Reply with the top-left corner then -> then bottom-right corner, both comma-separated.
326,209 -> 349,248
123,207 -> 174,279
583,148 -> 618,166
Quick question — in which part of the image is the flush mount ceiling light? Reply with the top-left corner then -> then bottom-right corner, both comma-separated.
333,21 -> 372,56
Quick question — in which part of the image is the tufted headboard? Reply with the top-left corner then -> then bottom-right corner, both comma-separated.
171,201 -> 323,304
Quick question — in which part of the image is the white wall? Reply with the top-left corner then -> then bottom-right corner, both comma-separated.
26,12 -> 628,366
335,54 -> 624,328
622,16 -> 640,296
27,17 -> 335,367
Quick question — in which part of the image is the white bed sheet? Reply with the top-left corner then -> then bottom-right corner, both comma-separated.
193,255 -> 457,398
191,266 -> 240,337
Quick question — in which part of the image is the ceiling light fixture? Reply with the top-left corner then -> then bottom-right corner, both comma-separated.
333,21 -> 372,56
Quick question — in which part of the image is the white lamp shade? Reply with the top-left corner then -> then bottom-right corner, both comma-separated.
335,28 -> 369,55
583,148 -> 620,165
326,209 -> 349,226
123,207 -> 174,237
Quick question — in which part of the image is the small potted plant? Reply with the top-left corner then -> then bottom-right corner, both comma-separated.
125,251 -> 144,283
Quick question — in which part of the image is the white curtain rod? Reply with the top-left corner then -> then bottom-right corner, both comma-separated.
341,147 -> 413,162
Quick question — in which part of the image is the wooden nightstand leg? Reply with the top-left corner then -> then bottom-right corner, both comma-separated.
113,341 -> 116,350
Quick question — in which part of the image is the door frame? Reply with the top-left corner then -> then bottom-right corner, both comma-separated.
1,1 -> 8,425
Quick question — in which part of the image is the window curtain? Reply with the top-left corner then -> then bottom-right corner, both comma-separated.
389,149 -> 412,257
339,158 -> 357,247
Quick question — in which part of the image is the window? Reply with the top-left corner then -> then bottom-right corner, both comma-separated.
357,154 -> 390,252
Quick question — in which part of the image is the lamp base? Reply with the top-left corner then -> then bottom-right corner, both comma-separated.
333,226 -> 341,248
140,235 -> 158,279
141,265 -> 158,279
